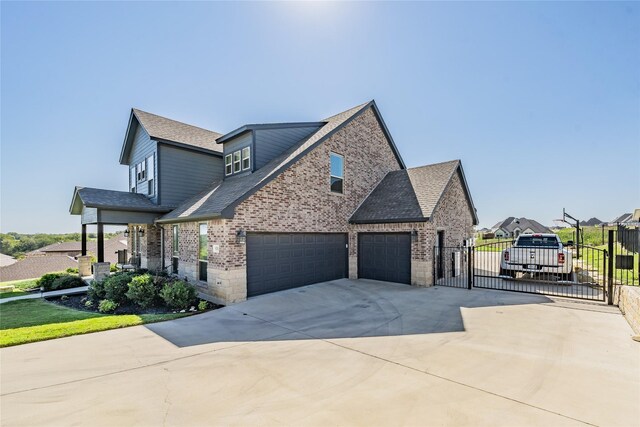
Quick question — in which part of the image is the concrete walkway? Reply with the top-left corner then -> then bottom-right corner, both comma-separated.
1,279 -> 638,426
0,285 -> 89,304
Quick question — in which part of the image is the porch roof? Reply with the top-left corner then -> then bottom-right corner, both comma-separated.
70,187 -> 173,225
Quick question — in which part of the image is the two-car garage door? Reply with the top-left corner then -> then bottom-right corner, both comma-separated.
246,233 -> 348,297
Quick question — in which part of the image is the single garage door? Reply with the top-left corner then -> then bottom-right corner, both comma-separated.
247,233 -> 348,297
358,233 -> 411,284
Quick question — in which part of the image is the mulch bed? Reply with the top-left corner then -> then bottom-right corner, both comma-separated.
46,293 -> 223,315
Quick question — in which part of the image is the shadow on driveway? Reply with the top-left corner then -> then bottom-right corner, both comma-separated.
145,278 -> 552,347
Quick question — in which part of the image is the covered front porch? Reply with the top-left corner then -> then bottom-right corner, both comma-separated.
70,187 -> 172,274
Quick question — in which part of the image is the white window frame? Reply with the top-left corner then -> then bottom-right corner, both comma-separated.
330,152 -> 344,194
146,154 -> 155,196
225,154 -> 233,175
130,167 -> 136,192
233,150 -> 241,173
242,147 -> 251,171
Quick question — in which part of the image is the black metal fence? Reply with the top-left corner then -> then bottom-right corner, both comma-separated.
609,228 -> 638,287
433,246 -> 471,289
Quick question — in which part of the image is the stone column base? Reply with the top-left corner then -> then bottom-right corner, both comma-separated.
348,256 -> 358,279
412,260 -> 433,287
78,256 -> 92,276
93,262 -> 111,282
204,267 -> 247,304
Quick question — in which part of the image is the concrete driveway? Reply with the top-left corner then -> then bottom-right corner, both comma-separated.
1,279 -> 638,426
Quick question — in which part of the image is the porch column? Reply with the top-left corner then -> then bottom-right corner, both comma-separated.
97,223 -> 104,262
81,224 -> 87,256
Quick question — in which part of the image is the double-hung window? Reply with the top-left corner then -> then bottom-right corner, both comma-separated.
172,225 -> 179,274
225,154 -> 232,175
330,152 -> 344,194
242,147 -> 251,170
130,167 -> 136,192
233,151 -> 241,173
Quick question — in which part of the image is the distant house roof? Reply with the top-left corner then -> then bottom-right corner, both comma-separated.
505,218 -> 550,234
29,235 -> 127,264
70,187 -> 174,214
491,217 -> 515,232
350,160 -> 479,225
0,255 -> 78,282
580,217 -> 604,227
158,100 -> 406,223
0,253 -> 16,267
612,213 -> 633,223
119,109 -> 223,164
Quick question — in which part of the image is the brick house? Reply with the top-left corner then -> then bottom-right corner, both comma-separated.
70,101 -> 478,304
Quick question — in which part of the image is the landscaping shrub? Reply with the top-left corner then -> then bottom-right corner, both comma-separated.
37,273 -> 66,291
98,299 -> 118,313
87,280 -> 106,303
198,300 -> 208,311
103,273 -> 134,304
126,274 -> 158,308
66,267 -> 79,274
160,280 -> 197,310
50,275 -> 84,291
84,300 -> 93,308
110,264 -> 118,272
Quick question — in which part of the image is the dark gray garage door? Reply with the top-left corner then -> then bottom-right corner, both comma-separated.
358,233 -> 411,284
247,233 -> 348,297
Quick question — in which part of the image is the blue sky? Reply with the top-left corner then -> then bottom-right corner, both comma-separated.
1,1 -> 638,233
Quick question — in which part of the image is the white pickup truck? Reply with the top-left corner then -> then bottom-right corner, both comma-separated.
499,233 -> 573,281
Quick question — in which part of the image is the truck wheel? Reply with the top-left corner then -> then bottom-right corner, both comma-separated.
499,268 -> 514,279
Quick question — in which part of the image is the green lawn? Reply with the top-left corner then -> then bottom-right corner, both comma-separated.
577,243 -> 639,286
0,277 -> 40,291
0,290 -> 30,300
0,299 -> 190,347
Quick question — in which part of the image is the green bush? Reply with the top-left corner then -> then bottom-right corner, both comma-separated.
37,273 -> 66,291
110,264 -> 118,272
160,280 -> 197,310
66,267 -> 79,274
98,299 -> 118,313
50,275 -> 84,291
87,280 -> 106,303
84,300 -> 93,308
103,273 -> 134,304
126,274 -> 158,308
198,300 -> 208,311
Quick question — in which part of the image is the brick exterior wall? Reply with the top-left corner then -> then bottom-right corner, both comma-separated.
146,107 -> 475,304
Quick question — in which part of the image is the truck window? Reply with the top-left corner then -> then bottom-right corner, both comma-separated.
516,236 -> 559,248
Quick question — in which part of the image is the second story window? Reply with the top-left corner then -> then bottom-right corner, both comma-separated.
233,151 -> 241,173
242,147 -> 251,170
225,154 -> 232,175
130,167 -> 136,192
330,152 -> 344,194
147,154 -> 155,196
136,160 -> 146,182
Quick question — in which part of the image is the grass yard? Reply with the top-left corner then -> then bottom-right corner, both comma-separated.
0,299 -> 190,347
577,243 -> 639,286
0,278 -> 40,300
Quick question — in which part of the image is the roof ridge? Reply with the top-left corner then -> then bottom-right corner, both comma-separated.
407,159 -> 460,170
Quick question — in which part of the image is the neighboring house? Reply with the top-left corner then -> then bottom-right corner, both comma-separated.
491,217 -> 551,238
0,253 -> 17,267
0,255 -> 78,282
611,213 -> 633,225
70,101 -> 478,304
29,234 -> 127,265
579,218 -> 604,227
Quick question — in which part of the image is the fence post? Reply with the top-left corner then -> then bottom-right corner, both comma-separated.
467,246 -> 473,289
607,230 -> 614,305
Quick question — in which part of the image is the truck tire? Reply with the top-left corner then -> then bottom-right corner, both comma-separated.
499,268 -> 515,279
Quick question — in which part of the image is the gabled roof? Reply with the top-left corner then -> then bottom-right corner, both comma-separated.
505,218 -> 550,233
70,187 -> 173,214
120,109 -> 223,164
612,213 -> 633,223
491,217 -> 515,231
158,100 -> 405,223
350,160 -> 479,225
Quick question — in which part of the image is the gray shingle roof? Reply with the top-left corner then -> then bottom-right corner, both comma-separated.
71,187 -> 173,213
505,218 -> 550,234
132,109 -> 223,153
350,160 -> 478,224
158,101 -> 401,223
0,255 -> 78,282
491,217 -> 516,231
31,234 -> 127,264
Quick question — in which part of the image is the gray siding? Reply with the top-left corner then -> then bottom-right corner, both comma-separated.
128,124 -> 158,203
159,144 -> 224,207
222,132 -> 252,158
100,209 -> 162,225
81,207 -> 98,225
254,126 -> 321,169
